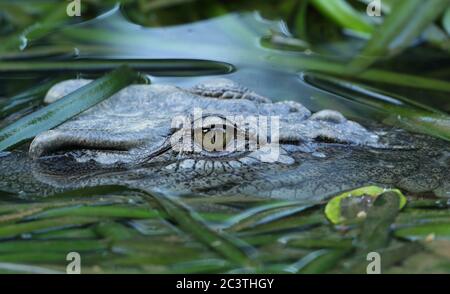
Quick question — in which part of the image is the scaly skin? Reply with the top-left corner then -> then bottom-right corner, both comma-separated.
0,79 -> 448,202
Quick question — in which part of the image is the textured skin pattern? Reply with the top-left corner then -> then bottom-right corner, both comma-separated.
0,79 -> 448,202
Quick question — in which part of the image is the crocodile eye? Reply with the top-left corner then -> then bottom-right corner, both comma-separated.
168,115 -> 259,159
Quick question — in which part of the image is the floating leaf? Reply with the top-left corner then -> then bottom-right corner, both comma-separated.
325,186 -> 407,224
0,216 -> 99,238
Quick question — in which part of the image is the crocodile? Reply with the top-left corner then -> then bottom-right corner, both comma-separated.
0,78 -> 449,203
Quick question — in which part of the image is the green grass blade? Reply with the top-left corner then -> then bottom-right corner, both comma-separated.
395,222 -> 450,240
304,74 -> 450,141
0,77 -> 65,119
285,249 -> 350,273
0,216 -> 99,238
0,65 -> 141,151
388,0 -> 450,53
141,190 -> 257,268
310,0 -> 374,35
29,205 -> 161,220
269,55 -> 450,92
350,0 -> 448,70
0,2 -> 74,52
356,192 -> 400,251
0,239 -> 108,253
444,7 -> 450,34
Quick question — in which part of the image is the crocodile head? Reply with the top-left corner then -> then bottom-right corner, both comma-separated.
11,78 -> 449,201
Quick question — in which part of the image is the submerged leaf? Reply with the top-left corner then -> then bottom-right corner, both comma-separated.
395,222 -> 450,241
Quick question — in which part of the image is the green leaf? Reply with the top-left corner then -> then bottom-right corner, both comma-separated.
310,0 -> 374,35
325,186 -> 407,225
29,205 -> 161,220
444,7 -> 450,35
0,263 -> 63,274
351,0 -> 450,71
356,192 -> 401,251
0,65 -> 141,151
52,11 -> 450,92
395,222 -> 450,241
0,77 -> 65,119
0,239 -> 108,253
141,190 -> 257,268
285,249 -> 350,273
303,73 -> 450,141
0,2 -> 73,52
0,216 -> 99,238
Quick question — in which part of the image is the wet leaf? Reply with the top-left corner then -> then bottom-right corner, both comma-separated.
285,248 -> 351,274
303,73 -> 450,141
0,239 -> 108,253
444,7 -> 450,35
350,0 -> 450,71
0,262 -> 62,274
395,222 -> 450,241
325,186 -> 407,225
0,66 -> 142,151
0,77 -> 65,120
356,192 -> 401,251
310,0 -> 373,35
0,216 -> 99,238
141,190 -> 257,268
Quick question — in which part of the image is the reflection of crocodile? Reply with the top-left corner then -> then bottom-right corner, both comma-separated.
0,79 -> 449,202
